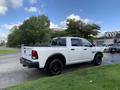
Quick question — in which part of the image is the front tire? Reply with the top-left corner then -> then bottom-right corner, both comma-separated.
92,54 -> 102,65
45,59 -> 63,76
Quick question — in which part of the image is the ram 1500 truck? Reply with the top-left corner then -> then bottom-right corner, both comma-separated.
20,37 -> 103,75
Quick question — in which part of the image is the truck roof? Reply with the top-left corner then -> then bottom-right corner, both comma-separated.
53,36 -> 82,39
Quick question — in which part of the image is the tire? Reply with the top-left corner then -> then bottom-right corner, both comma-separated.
118,49 -> 120,53
92,54 -> 102,65
110,48 -> 117,53
45,59 -> 63,76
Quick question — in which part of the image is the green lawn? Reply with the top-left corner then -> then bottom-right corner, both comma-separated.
0,50 -> 18,55
3,64 -> 120,90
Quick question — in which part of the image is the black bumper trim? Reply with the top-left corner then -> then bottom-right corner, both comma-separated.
20,57 -> 39,68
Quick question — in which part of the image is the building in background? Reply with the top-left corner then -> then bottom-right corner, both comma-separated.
94,31 -> 120,46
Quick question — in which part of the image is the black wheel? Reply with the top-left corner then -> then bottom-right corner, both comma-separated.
110,48 -> 117,53
45,59 -> 63,76
92,54 -> 102,65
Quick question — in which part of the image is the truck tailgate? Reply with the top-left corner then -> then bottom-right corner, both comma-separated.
21,47 -> 32,60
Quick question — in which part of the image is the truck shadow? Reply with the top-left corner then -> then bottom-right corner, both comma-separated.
38,62 -> 94,76
36,53 -> 120,76
63,62 -> 93,73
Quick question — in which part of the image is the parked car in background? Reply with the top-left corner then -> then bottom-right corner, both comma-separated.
95,44 -> 108,53
20,37 -> 103,75
109,43 -> 120,53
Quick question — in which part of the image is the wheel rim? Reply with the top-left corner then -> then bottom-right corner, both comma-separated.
97,56 -> 102,64
50,62 -> 62,75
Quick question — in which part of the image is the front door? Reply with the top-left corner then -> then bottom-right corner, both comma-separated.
81,38 -> 94,60
68,38 -> 86,63
68,38 -> 94,64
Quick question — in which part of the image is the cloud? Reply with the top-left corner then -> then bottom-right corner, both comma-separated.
7,0 -> 23,9
0,32 -> 9,41
50,14 -> 101,31
26,0 -> 44,14
67,14 -> 91,24
0,0 -> 44,15
67,14 -> 81,21
25,1 -> 45,14
59,20 -> 67,29
29,0 -> 37,4
37,3 -> 46,14
25,5 -> 45,14
37,4 -> 46,15
0,0 -> 8,15
50,14 -> 82,29
0,0 -> 23,15
83,18 -> 90,24
1,23 -> 22,30
50,22 -> 58,29
0,22 -> 22,41
0,0 -> 6,6
25,6 -> 37,13
50,21 -> 67,31
0,6 -> 8,15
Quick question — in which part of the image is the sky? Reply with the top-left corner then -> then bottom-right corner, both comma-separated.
0,0 -> 120,40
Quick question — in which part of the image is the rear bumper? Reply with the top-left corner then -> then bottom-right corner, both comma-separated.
20,57 -> 39,68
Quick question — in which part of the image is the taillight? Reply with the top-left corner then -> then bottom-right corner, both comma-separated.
32,50 -> 38,60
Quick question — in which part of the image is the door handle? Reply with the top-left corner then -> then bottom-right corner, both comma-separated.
84,48 -> 87,50
71,49 -> 75,51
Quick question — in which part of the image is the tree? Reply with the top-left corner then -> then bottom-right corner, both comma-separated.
7,28 -> 22,47
51,30 -> 68,38
66,19 -> 83,37
19,15 -> 51,45
66,19 -> 100,40
7,15 -> 51,47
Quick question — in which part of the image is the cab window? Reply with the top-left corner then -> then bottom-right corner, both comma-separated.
82,39 -> 92,47
71,39 -> 82,46
51,38 -> 66,46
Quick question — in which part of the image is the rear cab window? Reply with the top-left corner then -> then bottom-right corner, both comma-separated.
51,38 -> 66,46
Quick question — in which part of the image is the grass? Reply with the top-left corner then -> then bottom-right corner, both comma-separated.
3,64 -> 120,90
0,50 -> 18,55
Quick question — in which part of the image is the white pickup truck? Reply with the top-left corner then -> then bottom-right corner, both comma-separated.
20,37 -> 103,75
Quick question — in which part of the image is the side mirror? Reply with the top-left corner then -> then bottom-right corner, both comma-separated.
92,44 -> 95,46
90,44 -> 95,47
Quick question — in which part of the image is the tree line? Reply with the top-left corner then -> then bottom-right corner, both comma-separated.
7,15 -> 100,47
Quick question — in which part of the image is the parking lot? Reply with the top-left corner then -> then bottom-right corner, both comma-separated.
0,53 -> 120,89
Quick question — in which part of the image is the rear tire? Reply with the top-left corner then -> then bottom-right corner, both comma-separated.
92,54 -> 102,65
45,59 -> 63,76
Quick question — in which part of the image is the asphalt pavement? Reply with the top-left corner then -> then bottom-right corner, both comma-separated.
0,52 -> 120,89
0,53 -> 46,89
